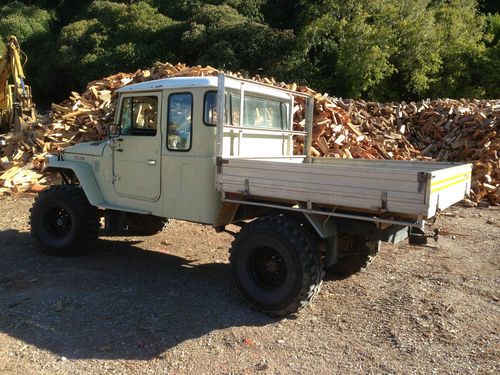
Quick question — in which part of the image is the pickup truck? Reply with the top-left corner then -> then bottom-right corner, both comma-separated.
30,74 -> 472,316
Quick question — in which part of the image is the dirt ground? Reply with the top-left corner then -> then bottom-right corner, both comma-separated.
0,195 -> 498,375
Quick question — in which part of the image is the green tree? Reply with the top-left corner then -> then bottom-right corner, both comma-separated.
57,0 -> 183,88
429,0 -> 486,97
0,1 -> 59,104
0,0 -> 495,103
150,0 -> 265,20
297,0 -> 491,100
180,4 -> 295,76
474,13 -> 500,97
0,1 -> 53,43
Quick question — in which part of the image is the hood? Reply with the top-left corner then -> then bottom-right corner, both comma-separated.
63,140 -> 108,157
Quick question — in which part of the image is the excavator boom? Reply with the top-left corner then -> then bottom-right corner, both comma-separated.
0,35 -> 36,134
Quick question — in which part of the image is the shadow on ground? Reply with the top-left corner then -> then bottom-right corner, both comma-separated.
0,229 -> 274,360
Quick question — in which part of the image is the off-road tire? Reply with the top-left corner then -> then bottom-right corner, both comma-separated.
229,216 -> 324,316
125,214 -> 170,236
328,235 -> 381,276
30,185 -> 99,256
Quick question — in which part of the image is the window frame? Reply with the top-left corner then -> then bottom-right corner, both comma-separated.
203,90 -> 231,127
118,95 -> 159,136
230,93 -> 240,126
203,91 -> 286,130
166,92 -> 194,152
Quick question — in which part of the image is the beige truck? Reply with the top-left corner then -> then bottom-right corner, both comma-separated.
30,74 -> 472,316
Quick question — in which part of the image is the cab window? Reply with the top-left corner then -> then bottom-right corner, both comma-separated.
243,95 -> 284,129
231,94 -> 240,126
203,91 -> 228,126
167,93 -> 193,151
120,96 -> 158,136
204,91 -> 217,126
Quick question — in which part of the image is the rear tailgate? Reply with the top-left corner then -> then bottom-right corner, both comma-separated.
426,163 -> 472,217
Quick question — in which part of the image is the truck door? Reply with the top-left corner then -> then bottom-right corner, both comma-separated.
113,92 -> 162,201
162,91 -> 218,222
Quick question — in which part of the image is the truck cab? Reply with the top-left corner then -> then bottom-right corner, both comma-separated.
58,75 -> 294,224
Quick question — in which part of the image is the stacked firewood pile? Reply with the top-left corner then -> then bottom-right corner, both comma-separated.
335,99 -> 499,205
0,62 -> 498,205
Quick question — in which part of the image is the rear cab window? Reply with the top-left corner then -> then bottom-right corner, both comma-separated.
203,91 -> 287,129
242,95 -> 285,129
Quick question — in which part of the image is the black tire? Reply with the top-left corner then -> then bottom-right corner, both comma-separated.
229,216 -> 324,316
30,185 -> 99,256
328,234 -> 380,276
125,214 -> 169,236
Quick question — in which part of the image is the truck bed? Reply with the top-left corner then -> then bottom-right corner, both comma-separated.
218,157 -> 472,220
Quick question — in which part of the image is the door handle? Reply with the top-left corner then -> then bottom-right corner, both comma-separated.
146,160 -> 156,165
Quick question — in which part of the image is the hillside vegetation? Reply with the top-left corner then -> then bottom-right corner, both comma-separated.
0,0 -> 499,105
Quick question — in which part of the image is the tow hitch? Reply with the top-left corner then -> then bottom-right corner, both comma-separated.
408,227 -> 440,245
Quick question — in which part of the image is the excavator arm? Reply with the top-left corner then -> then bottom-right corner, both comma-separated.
0,35 -> 36,134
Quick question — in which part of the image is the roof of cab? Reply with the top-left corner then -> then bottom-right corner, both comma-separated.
117,77 -> 218,92
117,76 -> 292,100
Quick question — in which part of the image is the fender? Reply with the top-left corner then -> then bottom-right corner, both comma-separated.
44,155 -> 104,207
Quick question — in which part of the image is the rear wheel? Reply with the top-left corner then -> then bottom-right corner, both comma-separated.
30,185 -> 99,256
229,216 -> 324,316
328,234 -> 380,276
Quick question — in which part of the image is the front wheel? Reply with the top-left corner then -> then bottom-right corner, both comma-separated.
229,216 -> 324,316
30,185 -> 99,256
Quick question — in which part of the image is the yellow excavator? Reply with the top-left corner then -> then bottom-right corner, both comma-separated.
0,35 -> 36,134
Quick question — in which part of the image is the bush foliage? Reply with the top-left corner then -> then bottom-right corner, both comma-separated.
0,0 -> 498,104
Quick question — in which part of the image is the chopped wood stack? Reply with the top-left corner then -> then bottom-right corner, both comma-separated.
331,98 -> 499,205
0,62 -> 498,205
291,93 -> 426,161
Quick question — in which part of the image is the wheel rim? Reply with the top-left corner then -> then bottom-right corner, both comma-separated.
249,247 -> 287,289
43,207 -> 73,239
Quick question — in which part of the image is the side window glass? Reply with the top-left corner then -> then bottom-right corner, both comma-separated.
243,96 -> 283,129
120,97 -> 132,134
203,91 -> 229,126
204,92 -> 217,126
231,94 -> 240,126
167,93 -> 193,151
119,96 -> 158,136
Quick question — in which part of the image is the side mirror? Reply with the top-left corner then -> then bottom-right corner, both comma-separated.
109,124 -> 121,137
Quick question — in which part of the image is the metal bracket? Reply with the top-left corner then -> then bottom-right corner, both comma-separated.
381,191 -> 388,212
216,156 -> 228,174
303,212 -> 339,267
243,179 -> 250,195
409,227 -> 440,245
303,212 -> 338,239
417,172 -> 430,193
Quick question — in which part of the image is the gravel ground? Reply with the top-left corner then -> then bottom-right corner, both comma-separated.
0,195 -> 499,374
